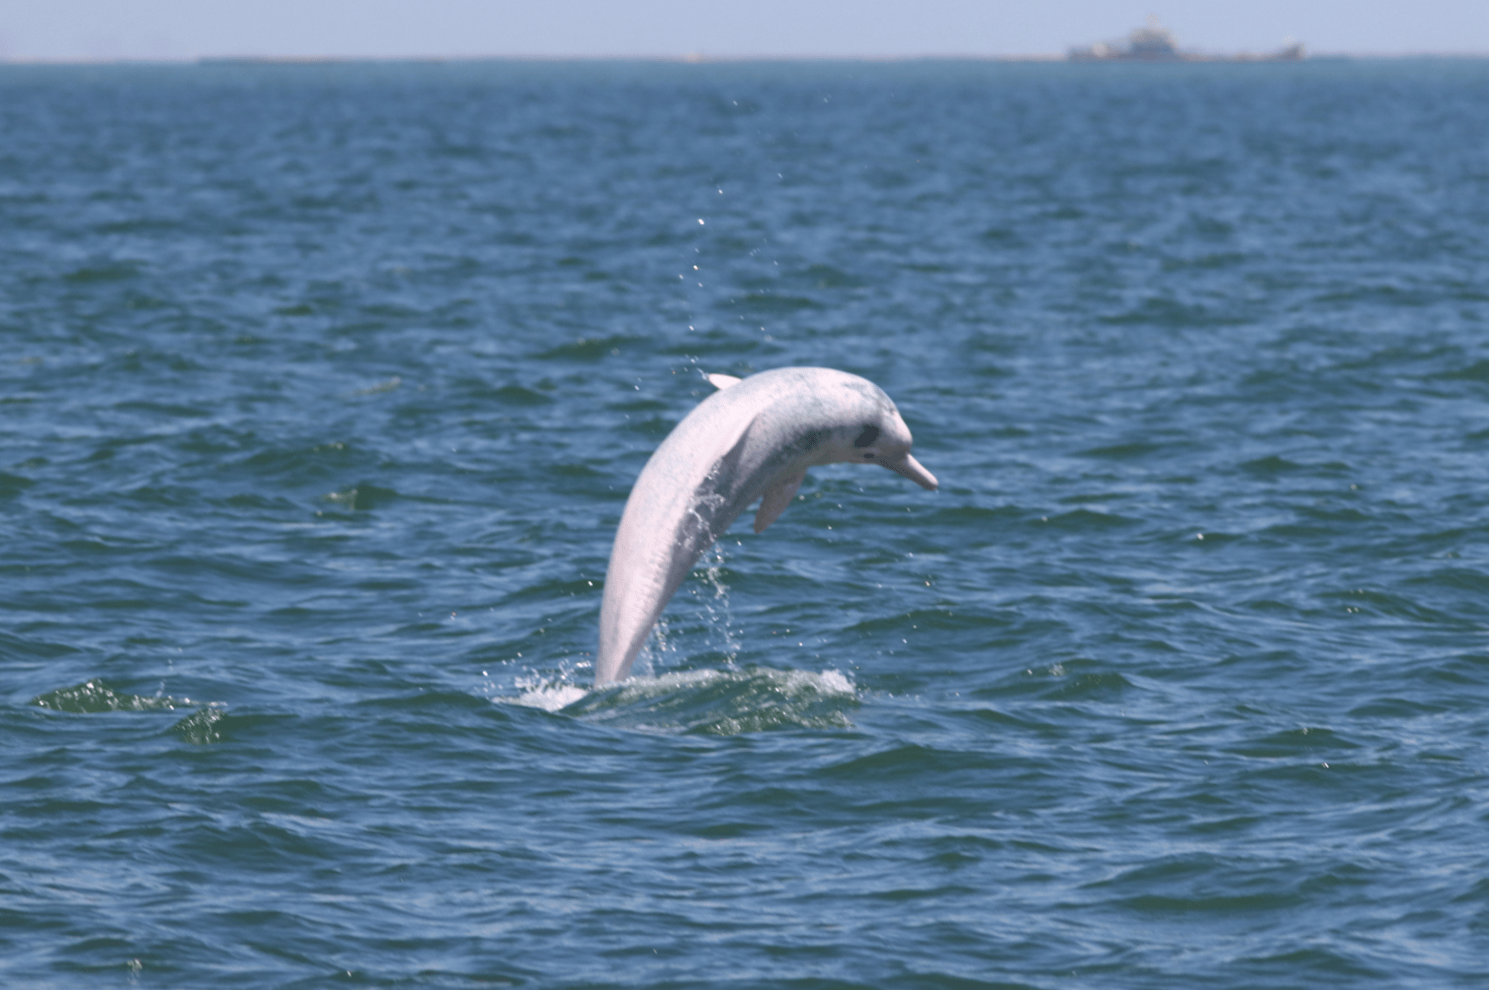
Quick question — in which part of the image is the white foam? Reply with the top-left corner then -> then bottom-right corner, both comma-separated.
516,683 -> 589,712
495,664 -> 858,731
500,673 -> 590,713
604,667 -> 726,696
812,668 -> 856,695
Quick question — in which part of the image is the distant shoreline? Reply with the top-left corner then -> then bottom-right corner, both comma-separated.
3,52 -> 1489,66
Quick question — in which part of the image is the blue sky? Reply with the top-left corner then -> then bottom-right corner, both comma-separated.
2,1 -> 1487,60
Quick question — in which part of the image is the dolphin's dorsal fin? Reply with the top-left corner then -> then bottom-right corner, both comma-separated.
754,470 -> 806,534
707,373 -> 743,390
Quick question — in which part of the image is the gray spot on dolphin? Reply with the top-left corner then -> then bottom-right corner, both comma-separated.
594,367 -> 937,686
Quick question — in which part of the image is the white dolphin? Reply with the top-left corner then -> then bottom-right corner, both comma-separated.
594,367 -> 937,686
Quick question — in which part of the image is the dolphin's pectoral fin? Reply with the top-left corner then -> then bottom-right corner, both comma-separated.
754,471 -> 806,534
706,373 -> 743,390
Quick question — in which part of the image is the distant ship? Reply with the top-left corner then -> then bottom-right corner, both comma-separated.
1068,18 -> 1305,62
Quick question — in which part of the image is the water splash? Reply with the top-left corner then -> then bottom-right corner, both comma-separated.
693,542 -> 741,662
499,545 -> 835,731
32,679 -> 198,714
629,543 -> 739,681
563,666 -> 859,735
505,671 -> 590,713
31,679 -> 226,743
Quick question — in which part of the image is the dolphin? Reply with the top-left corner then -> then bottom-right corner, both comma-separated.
594,367 -> 937,686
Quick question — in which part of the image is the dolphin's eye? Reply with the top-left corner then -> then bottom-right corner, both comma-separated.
853,425 -> 879,447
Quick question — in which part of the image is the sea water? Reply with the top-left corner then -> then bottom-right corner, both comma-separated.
3,58 -> 1488,988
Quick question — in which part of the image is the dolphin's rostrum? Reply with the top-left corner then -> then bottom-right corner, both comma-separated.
594,367 -> 937,685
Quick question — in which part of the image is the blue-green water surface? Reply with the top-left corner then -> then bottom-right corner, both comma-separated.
3,58 -> 1489,988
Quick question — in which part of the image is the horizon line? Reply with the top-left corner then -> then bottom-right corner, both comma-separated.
6,50 -> 1489,66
